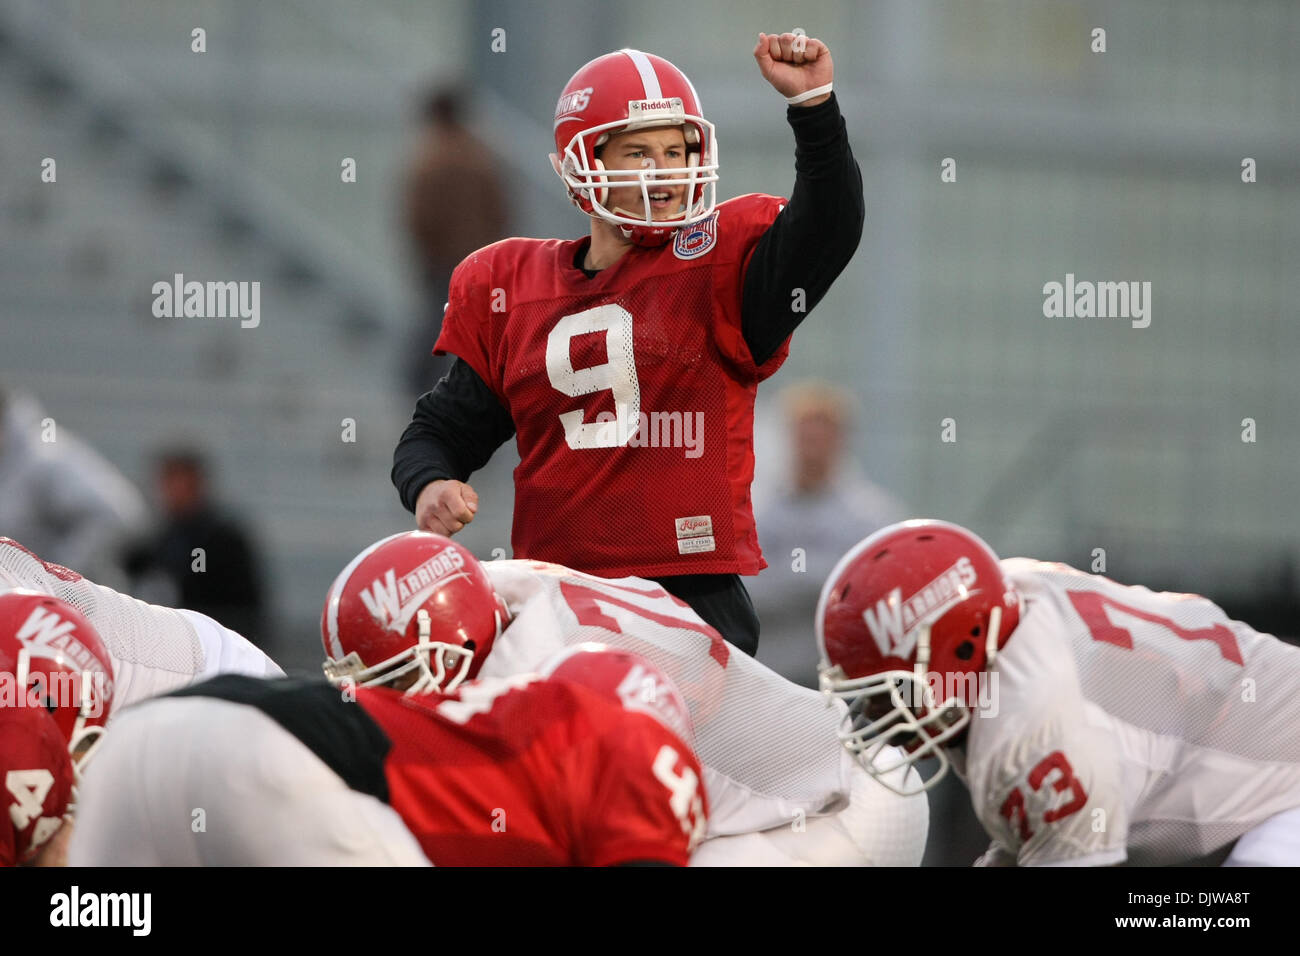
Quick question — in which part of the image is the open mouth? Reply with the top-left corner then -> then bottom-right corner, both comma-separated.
611,187 -> 684,223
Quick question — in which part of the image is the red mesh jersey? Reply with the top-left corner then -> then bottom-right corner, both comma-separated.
0,706 -> 74,866
435,193 -> 789,577
357,675 -> 708,866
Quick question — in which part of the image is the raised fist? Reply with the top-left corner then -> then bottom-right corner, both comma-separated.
753,31 -> 834,106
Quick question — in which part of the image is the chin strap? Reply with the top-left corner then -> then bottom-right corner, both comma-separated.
617,223 -> 676,248
984,605 -> 1003,670
786,83 -> 833,105
912,625 -> 933,710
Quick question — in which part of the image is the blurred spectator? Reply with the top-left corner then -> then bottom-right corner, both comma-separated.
0,388 -> 146,587
749,382 -> 906,687
402,84 -> 509,393
125,449 -> 267,647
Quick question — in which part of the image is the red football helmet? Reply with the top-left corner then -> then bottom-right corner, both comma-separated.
321,532 -> 507,695
550,48 -> 719,247
0,705 -> 75,866
816,520 -> 1022,794
0,589 -> 115,769
540,643 -> 696,749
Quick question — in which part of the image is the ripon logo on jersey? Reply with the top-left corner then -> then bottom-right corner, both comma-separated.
672,211 -> 718,260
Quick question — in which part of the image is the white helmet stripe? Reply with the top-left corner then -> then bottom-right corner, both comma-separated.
621,48 -> 663,100
324,530 -> 410,659
681,69 -> 703,113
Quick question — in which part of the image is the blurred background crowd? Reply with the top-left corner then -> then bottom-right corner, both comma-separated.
2,0 -> 1296,864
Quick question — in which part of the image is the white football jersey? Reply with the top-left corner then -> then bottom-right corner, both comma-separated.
0,538 -> 283,708
478,560 -> 922,845
967,558 -> 1300,866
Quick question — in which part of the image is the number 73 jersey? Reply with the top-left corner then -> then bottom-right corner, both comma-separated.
434,194 -> 788,579
968,558 -> 1300,866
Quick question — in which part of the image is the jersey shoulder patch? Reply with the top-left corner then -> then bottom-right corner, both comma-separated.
672,212 -> 719,260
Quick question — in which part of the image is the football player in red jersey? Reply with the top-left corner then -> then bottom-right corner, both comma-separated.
393,33 -> 862,656
320,531 -> 929,866
363,643 -> 706,866
69,645 -> 706,866
1,707 -> 77,866
0,589 -> 116,866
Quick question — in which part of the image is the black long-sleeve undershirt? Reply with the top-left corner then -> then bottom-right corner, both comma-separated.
743,93 -> 864,364
392,357 -> 516,511
392,93 -> 863,513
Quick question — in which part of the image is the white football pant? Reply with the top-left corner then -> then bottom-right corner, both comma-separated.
68,696 -> 429,866
691,755 -> 929,866
1223,804 -> 1300,866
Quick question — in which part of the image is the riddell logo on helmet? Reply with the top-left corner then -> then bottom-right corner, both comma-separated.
358,547 -> 470,633
626,98 -> 686,125
863,557 -> 978,659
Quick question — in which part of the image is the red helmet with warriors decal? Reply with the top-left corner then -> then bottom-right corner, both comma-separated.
321,532 -> 507,695
550,48 -> 719,247
816,520 -> 1021,794
0,589 -> 115,767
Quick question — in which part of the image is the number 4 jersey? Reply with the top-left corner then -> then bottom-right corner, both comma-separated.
434,194 -> 788,578
1,705 -> 74,866
968,558 -> 1300,866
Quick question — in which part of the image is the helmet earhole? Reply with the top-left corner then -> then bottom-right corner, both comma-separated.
955,641 -> 975,661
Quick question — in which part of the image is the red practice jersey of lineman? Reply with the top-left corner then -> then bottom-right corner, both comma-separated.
435,193 -> 788,577
356,675 -> 708,866
0,706 -> 74,866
